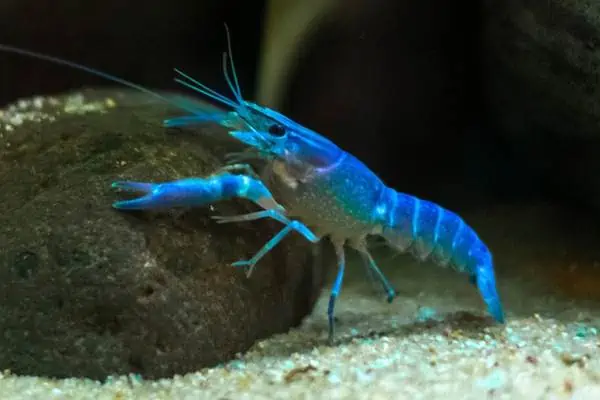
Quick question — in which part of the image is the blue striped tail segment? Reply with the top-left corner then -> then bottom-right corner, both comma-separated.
411,199 -> 441,261
379,188 -> 490,274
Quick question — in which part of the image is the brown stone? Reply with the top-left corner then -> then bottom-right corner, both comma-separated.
0,89 -> 325,380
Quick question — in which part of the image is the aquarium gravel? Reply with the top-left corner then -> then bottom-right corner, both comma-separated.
0,266 -> 599,400
0,93 -> 115,134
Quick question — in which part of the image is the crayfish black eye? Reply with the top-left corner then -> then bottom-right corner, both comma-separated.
268,124 -> 286,137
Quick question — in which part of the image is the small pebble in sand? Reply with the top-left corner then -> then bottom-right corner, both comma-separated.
416,306 -> 438,322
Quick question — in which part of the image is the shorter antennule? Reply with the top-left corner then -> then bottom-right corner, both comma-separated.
223,23 -> 244,101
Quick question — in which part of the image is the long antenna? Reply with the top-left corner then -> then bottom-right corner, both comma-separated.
0,43 -> 204,116
223,23 -> 243,100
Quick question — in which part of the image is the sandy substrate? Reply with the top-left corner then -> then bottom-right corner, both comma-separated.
1,202 -> 600,399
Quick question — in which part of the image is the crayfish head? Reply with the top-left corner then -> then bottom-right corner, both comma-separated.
231,102 -> 344,169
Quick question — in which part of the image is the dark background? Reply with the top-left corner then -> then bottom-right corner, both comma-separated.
0,0 -> 553,212
0,1 -> 264,104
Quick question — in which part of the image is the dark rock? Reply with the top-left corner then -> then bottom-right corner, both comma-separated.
482,0 -> 600,208
0,89 -> 325,380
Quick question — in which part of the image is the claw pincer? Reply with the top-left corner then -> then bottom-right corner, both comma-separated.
111,173 -> 258,210
111,169 -> 320,277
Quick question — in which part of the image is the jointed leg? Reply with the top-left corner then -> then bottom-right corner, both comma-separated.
328,242 -> 346,345
231,221 -> 320,277
360,254 -> 383,296
357,248 -> 397,303
212,208 -> 318,244
222,215 -> 320,277
215,208 -> 319,273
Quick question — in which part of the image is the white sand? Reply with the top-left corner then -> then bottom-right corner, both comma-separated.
2,202 -> 600,399
1,283 -> 599,400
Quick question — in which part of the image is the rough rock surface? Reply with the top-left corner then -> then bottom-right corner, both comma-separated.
0,89 -> 325,380
482,0 -> 600,207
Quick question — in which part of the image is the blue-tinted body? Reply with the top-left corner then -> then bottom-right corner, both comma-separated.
265,145 -> 504,336
112,173 -> 267,210
111,169 -> 320,277
112,174 -> 245,210
0,29 -> 505,344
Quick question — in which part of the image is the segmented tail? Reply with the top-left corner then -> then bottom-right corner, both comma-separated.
377,187 -> 504,323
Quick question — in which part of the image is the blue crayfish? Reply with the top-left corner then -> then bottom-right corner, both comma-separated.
0,27 -> 504,343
